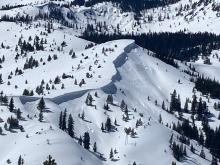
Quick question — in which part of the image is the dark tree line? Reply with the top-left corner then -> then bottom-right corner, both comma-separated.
81,31 -> 220,66
1,14 -> 33,23
195,76 -> 220,99
71,0 -> 180,13
0,4 -> 26,10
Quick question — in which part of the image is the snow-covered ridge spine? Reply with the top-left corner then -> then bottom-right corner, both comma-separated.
102,40 -> 137,94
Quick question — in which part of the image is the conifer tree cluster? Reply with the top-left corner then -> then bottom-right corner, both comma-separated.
59,109 -> 74,138
195,76 -> 220,99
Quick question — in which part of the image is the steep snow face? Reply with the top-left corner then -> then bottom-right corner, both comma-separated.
57,46 -> 210,165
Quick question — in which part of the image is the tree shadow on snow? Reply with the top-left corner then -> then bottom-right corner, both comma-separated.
111,158 -> 120,162
88,150 -> 107,161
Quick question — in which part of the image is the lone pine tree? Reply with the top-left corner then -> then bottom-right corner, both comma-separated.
105,117 -> 112,132
38,97 -> 45,111
18,155 -> 24,165
109,148 -> 114,159
83,132 -> 90,150
9,97 -> 14,112
43,155 -> 57,165
68,114 -> 74,138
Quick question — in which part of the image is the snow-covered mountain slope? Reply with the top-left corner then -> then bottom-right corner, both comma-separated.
0,98 -> 102,165
0,38 -> 217,164
2,0 -> 220,34
0,21 -> 136,97
0,1 -> 220,165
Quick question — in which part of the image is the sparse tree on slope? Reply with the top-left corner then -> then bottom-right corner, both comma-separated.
43,155 -> 57,165
9,97 -> 14,112
83,132 -> 90,150
38,97 -> 45,111
109,148 -> 114,159
18,155 -> 24,165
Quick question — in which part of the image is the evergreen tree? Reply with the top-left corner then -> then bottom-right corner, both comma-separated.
68,114 -> 74,138
124,105 -> 129,118
184,98 -> 189,113
83,132 -> 90,150
18,155 -> 24,165
105,117 -> 112,132
85,93 -> 93,106
190,145 -> 195,153
78,136 -> 83,146
93,142 -> 97,152
0,126 -> 2,134
159,114 -> 162,124
81,111 -> 85,120
2,95 -> 8,105
170,90 -> 181,112
17,108 -> 22,119
101,122 -> 105,132
62,109 -> 67,130
191,94 -> 197,117
38,97 -> 45,111
120,100 -> 126,110
200,148 -> 206,159
197,97 -> 204,120
162,101 -> 165,110
0,74 -> 3,84
171,161 -> 176,165
9,97 -> 14,112
59,111 -> 63,129
106,95 -> 113,104
43,155 -> 57,165
109,148 -> 114,159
